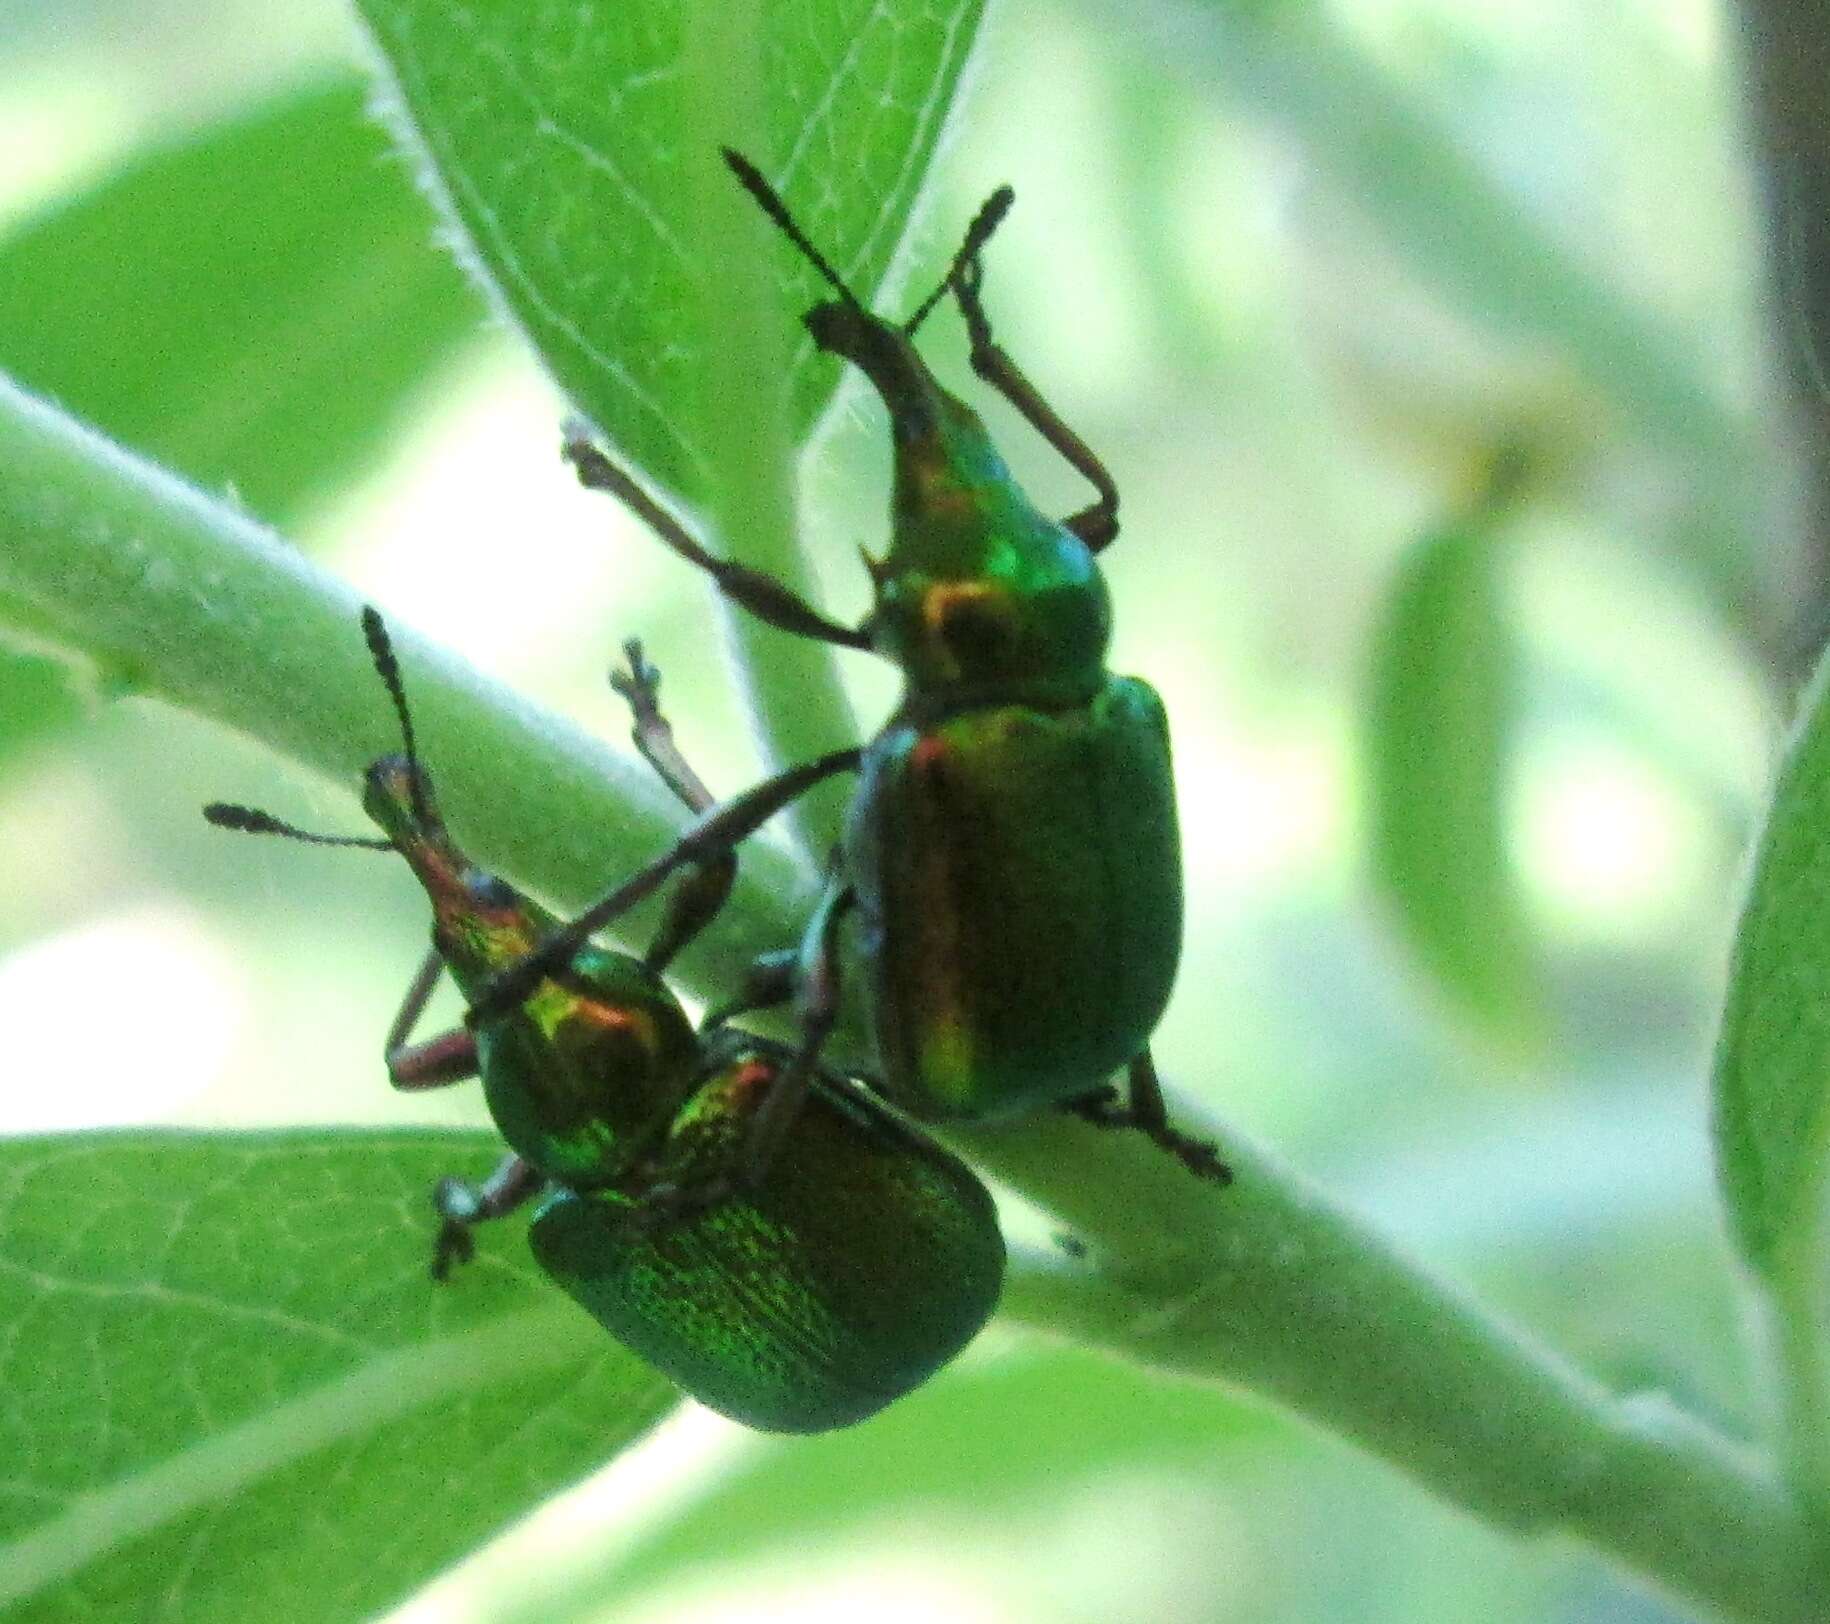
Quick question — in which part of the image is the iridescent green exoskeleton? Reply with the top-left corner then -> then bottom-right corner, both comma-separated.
206,609 -> 1004,1434
481,152 -> 1228,1197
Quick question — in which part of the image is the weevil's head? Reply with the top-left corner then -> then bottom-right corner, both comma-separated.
365,753 -> 698,1193
806,304 -> 1112,708
361,752 -> 549,993
722,149 -> 1111,705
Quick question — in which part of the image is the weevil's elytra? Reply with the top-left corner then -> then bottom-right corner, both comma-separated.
479,149 -> 1229,1191
849,680 -> 1182,1119
207,612 -> 1004,1433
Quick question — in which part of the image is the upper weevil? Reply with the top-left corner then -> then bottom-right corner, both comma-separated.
481,151 -> 1228,1198
206,609 -> 1004,1433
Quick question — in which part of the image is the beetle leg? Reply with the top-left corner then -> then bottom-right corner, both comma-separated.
431,1154 -> 545,1281
564,425 -> 871,648
473,747 -> 862,1018
385,948 -> 480,1089
612,638 -> 720,815
1065,1051 -> 1232,1184
379,948 -> 533,1275
621,884 -> 856,1227
700,947 -> 800,1030
610,640 -> 739,974
953,260 -> 1121,553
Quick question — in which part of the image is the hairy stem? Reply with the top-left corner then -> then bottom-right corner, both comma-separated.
992,1121 -> 1825,1623
2,375 -> 1822,1620
0,373 -> 805,988
677,0 -> 859,859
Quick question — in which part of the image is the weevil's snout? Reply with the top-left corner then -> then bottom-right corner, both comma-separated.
361,753 -> 539,978
805,299 -> 873,353
362,753 -> 442,845
805,303 -> 955,440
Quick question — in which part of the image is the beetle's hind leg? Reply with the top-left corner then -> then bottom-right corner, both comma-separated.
431,1154 -> 545,1281
1065,1050 -> 1231,1184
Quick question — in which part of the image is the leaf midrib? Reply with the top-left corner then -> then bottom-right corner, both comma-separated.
0,1302 -> 602,1608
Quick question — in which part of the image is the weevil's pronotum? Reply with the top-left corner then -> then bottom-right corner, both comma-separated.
479,151 -> 1227,1201
206,609 -> 1004,1433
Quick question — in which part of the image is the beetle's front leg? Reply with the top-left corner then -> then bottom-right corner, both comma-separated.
952,258 -> 1120,553
1065,1050 -> 1232,1184
473,745 -> 862,1018
383,948 -> 479,1089
431,1154 -> 545,1281
565,425 -> 871,648
609,641 -> 741,976
380,948 -> 547,1275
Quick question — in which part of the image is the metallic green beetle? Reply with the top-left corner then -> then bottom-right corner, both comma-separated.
481,152 -> 1226,1196
206,610 -> 1004,1433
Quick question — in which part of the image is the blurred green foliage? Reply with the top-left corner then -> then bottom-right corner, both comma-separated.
0,73 -> 479,776
1363,456 -> 1539,1052
0,0 -> 1818,1620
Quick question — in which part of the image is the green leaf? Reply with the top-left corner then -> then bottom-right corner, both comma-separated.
353,0 -> 988,825
1363,497 -> 1539,1050
0,76 -> 483,776
1714,661 -> 1830,1286
1714,646 -> 1830,1514
0,1131 -> 676,1622
1713,659 -> 1830,1281
355,0 -> 982,504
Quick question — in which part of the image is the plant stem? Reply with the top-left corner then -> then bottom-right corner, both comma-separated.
5,375 -> 1824,1619
990,1121 -> 1826,1623
1770,1226 -> 1830,1531
678,0 -> 858,860
0,374 -> 806,988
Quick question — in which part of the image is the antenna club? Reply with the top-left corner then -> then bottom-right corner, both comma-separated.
903,181 -> 1019,338
204,802 -> 276,834
201,800 -> 391,852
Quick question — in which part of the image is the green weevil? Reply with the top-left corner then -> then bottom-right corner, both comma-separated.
205,608 -> 1004,1433
480,151 -> 1227,1201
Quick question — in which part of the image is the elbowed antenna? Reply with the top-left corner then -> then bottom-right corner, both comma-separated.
902,184 -> 1016,338
202,802 -> 392,851
720,147 -> 863,309
721,146 -> 1019,344
360,605 -> 433,830
202,605 -> 434,852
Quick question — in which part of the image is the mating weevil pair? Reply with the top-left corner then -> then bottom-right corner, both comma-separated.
208,153 -> 1224,1432
208,609 -> 1004,1433
480,150 -> 1228,1195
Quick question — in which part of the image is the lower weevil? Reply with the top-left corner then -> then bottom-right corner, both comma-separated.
206,608 -> 1004,1432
